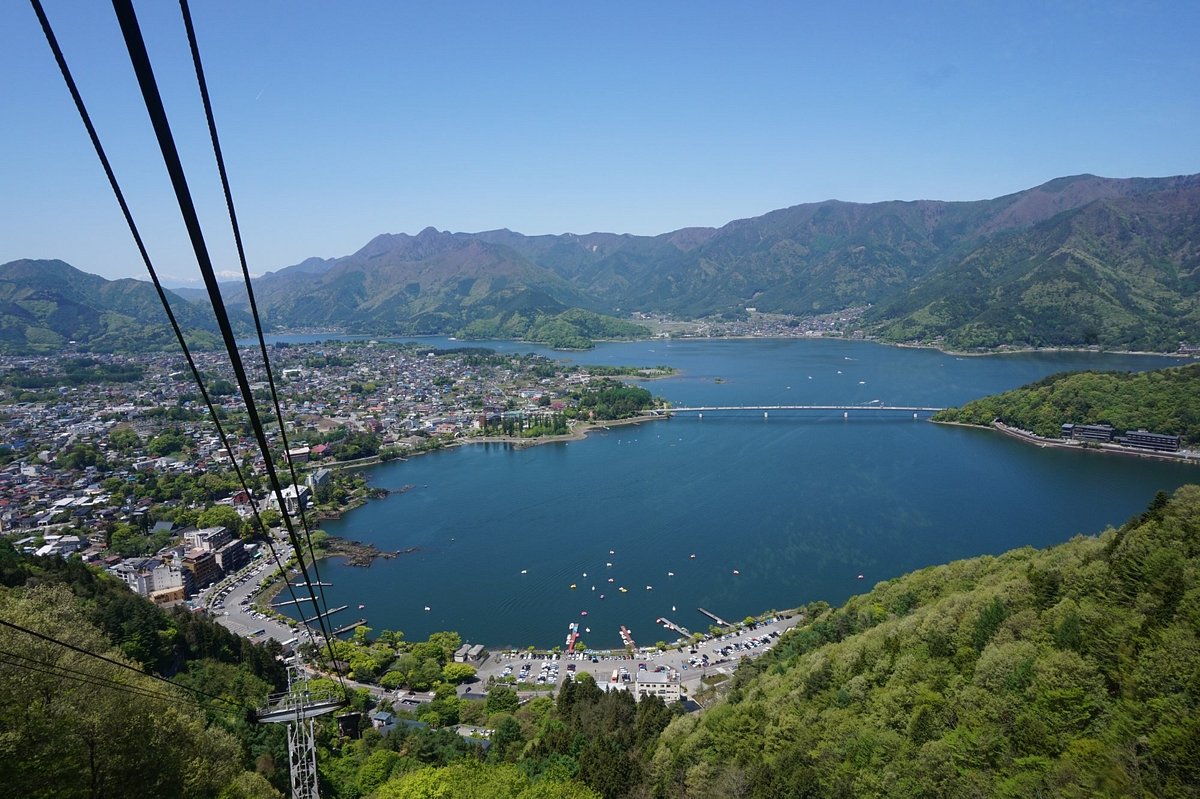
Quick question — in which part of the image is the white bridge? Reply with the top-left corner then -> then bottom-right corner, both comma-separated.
659,403 -> 944,414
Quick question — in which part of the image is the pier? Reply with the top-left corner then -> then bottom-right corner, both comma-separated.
619,625 -> 636,649
697,607 -> 731,627
271,596 -> 317,608
656,617 -> 691,638
331,618 -> 368,636
304,604 -> 348,624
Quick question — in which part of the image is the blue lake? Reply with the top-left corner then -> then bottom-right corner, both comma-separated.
281,338 -> 1197,649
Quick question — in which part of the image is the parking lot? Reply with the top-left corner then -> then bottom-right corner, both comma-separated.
471,612 -> 802,698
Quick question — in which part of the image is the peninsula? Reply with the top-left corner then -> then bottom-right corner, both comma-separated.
934,363 -> 1200,461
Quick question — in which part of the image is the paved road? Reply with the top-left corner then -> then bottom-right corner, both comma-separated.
200,538 -> 310,646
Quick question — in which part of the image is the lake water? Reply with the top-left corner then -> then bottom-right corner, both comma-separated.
280,338 -> 1197,649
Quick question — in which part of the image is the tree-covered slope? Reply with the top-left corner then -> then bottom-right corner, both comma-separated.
934,363 -> 1200,442
647,486 -> 1200,798
225,230 -> 646,346
0,259 -> 228,354
0,541 -> 288,798
869,181 -> 1200,350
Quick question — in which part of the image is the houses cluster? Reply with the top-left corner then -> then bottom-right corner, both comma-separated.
633,307 -> 866,340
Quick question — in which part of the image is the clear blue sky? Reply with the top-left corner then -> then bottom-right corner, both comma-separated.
2,1 -> 1198,284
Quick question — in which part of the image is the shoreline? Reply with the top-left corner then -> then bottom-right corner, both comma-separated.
932,419 -> 1200,465
262,328 -> 1198,361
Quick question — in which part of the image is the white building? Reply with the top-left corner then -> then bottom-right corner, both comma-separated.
634,671 -> 681,703
276,485 -> 311,515
183,526 -> 232,552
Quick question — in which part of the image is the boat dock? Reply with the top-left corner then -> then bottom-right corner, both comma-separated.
304,604 -> 348,624
619,625 -> 636,649
331,618 -> 367,636
270,596 -> 317,608
655,617 -> 691,637
565,622 -> 580,654
697,607 -> 731,628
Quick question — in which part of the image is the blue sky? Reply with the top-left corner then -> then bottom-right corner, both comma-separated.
2,1 -> 1198,284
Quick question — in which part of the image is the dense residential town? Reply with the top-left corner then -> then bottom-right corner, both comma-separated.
0,341 -> 661,605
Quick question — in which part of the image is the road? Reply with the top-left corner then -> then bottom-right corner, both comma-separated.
198,536 -> 311,646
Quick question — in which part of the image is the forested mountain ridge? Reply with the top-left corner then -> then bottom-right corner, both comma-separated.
644,486 -> 1200,798
7,172 -> 1199,352
0,259 -> 226,354
934,363 -> 1200,442
870,180 -> 1200,349
211,171 -> 1200,351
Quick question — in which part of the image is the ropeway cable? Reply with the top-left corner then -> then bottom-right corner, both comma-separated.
108,0 -> 346,681
29,0 -> 331,678
177,0 -> 337,649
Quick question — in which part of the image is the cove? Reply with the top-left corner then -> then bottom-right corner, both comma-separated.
283,338 -> 1195,649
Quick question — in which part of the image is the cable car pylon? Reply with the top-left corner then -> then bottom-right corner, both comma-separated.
257,653 -> 345,798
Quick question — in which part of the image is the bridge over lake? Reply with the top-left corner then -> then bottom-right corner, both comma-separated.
658,403 -> 945,414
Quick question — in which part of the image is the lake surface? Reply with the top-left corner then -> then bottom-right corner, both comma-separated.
281,338 -> 1196,649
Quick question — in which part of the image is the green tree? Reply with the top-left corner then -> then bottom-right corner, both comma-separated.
197,504 -> 245,535
442,662 -> 477,684
486,685 -> 519,715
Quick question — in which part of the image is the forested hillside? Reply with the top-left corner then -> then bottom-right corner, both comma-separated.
10,173 -> 1200,353
934,363 -> 1200,442
0,542 -> 288,798
645,486 -> 1200,798
5,484 -> 1199,798
0,259 -> 227,354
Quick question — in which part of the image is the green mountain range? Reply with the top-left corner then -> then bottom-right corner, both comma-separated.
202,172 -> 1200,352
5,172 -> 1199,353
0,259 -> 224,354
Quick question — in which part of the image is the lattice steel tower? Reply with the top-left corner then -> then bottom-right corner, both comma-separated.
258,655 -> 344,799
